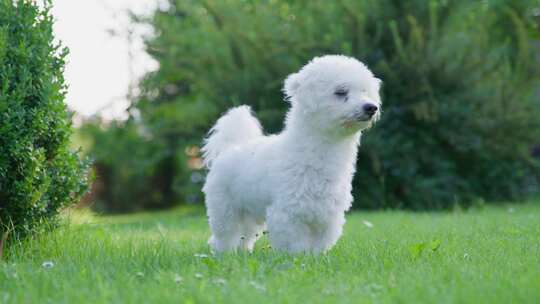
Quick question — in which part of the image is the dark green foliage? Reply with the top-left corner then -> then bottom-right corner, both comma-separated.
90,0 -> 540,211
0,0 -> 89,240
79,119 -> 186,213
79,118 -> 205,213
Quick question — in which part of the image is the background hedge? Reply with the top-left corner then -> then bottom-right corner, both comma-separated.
83,0 -> 540,211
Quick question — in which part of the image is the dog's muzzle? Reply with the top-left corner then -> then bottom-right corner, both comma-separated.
363,103 -> 378,117
352,103 -> 378,122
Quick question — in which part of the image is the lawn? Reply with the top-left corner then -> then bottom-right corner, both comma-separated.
1,203 -> 539,303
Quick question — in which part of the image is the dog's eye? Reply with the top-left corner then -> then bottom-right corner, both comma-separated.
334,88 -> 348,98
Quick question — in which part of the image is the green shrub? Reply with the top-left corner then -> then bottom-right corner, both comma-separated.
129,0 -> 540,210
0,0 -> 89,241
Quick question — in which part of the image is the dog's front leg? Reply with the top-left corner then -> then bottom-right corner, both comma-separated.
265,204 -> 318,254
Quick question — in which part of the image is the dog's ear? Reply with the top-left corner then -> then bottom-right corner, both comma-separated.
374,78 -> 382,90
283,72 -> 301,100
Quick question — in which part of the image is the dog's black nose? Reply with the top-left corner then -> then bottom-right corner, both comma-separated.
363,103 -> 378,116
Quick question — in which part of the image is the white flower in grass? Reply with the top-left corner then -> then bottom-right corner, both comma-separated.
249,281 -> 266,292
362,220 -> 374,228
322,288 -> 334,295
194,253 -> 209,258
174,274 -> 183,284
194,273 -> 203,279
41,261 -> 54,269
365,283 -> 383,294
156,222 -> 167,235
213,278 -> 227,285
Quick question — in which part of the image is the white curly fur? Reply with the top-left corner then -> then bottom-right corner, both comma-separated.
202,55 -> 382,254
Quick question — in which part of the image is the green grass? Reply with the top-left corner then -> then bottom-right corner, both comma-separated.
1,203 -> 540,303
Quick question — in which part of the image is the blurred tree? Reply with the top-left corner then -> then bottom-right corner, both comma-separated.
78,120 -> 165,212
88,0 -> 540,211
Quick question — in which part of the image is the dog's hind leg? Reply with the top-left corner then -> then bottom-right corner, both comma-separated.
238,215 -> 266,252
206,194 -> 243,252
207,219 -> 242,252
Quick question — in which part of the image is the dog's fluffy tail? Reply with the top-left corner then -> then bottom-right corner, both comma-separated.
202,105 -> 263,169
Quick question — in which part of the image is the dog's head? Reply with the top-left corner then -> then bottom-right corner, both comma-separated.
283,55 -> 382,136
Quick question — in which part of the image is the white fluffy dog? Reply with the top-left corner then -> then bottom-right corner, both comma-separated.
202,55 -> 382,254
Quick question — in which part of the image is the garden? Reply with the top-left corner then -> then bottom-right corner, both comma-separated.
1,0 -> 539,303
